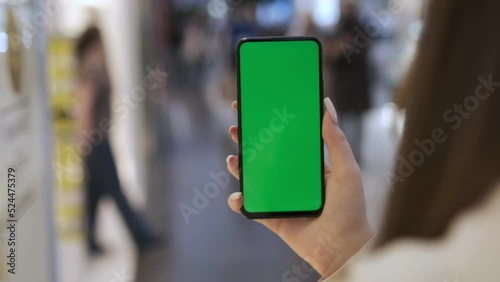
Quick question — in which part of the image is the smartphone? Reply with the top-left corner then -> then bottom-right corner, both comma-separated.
236,36 -> 324,218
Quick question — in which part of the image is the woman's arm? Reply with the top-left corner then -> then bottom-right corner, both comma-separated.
76,80 -> 95,144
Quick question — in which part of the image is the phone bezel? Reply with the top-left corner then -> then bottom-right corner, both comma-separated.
236,36 -> 325,219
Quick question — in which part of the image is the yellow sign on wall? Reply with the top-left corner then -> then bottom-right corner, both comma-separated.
48,37 -> 84,242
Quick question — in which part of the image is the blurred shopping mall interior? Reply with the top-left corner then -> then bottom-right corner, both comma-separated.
1,0 -> 424,281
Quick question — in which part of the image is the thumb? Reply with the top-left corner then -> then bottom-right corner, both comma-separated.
322,98 -> 359,175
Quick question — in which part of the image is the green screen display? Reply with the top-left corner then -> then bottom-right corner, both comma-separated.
238,38 -> 324,215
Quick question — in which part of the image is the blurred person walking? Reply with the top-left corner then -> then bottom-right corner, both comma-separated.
326,1 -> 372,164
76,26 -> 157,254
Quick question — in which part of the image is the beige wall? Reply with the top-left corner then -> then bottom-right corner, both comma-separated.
0,1 -> 57,282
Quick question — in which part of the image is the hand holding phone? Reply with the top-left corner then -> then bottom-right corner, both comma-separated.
226,36 -> 373,279
226,98 -> 373,278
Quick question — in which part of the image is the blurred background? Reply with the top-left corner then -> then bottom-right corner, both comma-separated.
0,0 -> 426,281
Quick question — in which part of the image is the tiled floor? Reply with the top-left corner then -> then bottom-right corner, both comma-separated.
58,200 -> 137,282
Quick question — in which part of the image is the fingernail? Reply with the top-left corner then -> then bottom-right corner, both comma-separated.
227,155 -> 238,167
324,98 -> 338,124
230,192 -> 242,201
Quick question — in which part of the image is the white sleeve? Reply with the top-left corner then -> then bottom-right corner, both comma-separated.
321,239 -> 449,282
319,236 -> 375,282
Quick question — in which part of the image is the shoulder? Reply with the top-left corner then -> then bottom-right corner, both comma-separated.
441,183 -> 500,281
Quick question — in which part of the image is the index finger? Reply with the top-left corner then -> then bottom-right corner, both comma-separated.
231,100 -> 238,111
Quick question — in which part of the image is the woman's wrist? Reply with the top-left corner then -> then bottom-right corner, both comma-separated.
316,223 -> 375,278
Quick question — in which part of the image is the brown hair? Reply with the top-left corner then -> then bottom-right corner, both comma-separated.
75,26 -> 102,64
379,0 -> 500,245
